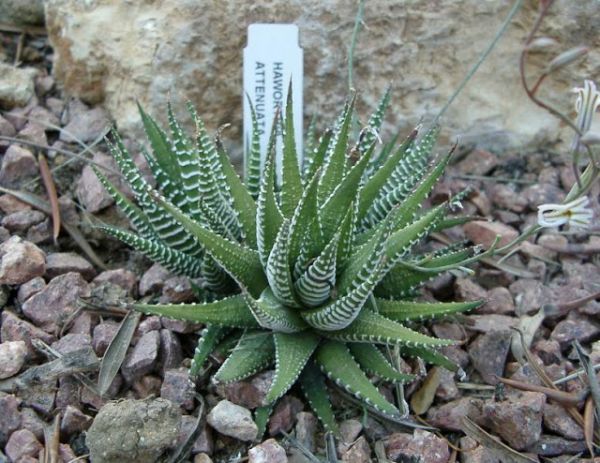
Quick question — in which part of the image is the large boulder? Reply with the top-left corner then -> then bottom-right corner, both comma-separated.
45,1 -> 599,154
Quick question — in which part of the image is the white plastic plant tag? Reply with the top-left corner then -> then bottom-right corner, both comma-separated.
243,24 -> 303,178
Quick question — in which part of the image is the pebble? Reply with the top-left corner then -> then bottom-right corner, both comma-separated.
139,263 -> 171,296
86,398 -> 182,463
481,286 -> 515,315
482,391 -> 545,450
530,435 -> 587,457
18,120 -> 48,146
294,412 -> 317,453
0,114 -> 16,137
4,429 -> 43,462
426,397 -> 484,432
490,183 -> 527,212
0,63 -> 37,109
1,209 -> 45,232
160,275 -> 195,303
176,415 -> 213,455
0,311 -> 55,359
93,268 -> 138,296
467,330 -> 512,384
0,235 -> 45,285
194,454 -> 213,463
160,368 -> 196,410
338,418 -> 363,454
158,329 -> 183,375
221,370 -> 274,409
92,320 -> 120,356
463,220 -> 519,249
51,333 -> 92,355
385,429 -> 450,463
248,438 -> 288,463
341,435 -> 371,463
0,393 -> 21,447
455,149 -> 498,175
61,404 -> 93,436
77,151 -> 122,212
121,330 -> 160,383
19,407 -> 44,441
0,194 -> 30,214
459,436 -> 498,463
60,105 -> 109,143
16,276 -> 45,302
21,272 -> 90,332
523,183 -> 565,209
207,400 -> 258,442
45,252 -> 97,280
0,340 -> 27,379
551,317 -> 600,349
268,395 -> 304,436
0,145 -> 39,188
543,402 -> 584,440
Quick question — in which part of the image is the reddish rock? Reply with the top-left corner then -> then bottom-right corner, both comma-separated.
482,392 -> 545,450
221,370 -> 274,410
385,430 -> 450,463
468,330 -> 511,385
530,435 -> 587,457
45,252 -> 97,280
93,268 -> 138,296
160,316 -> 202,334
454,278 -> 487,303
51,333 -> 92,355
121,330 -> 160,383
341,435 -> 371,463
295,412 -> 317,452
0,235 -> 46,285
426,397 -> 484,431
92,320 -> 119,356
435,367 -> 460,401
19,121 -> 48,146
467,314 -> 517,333
338,419 -> 363,454
532,339 -> 563,365
0,311 -> 55,359
60,105 -> 108,143
132,374 -> 162,398
22,272 -> 90,333
158,329 -> 183,374
551,317 -> 600,348
523,183 -> 565,209
248,438 -> 288,463
464,220 -> 519,249
0,393 -> 21,446
5,429 -> 43,462
490,183 -> 527,212
0,194 -> 31,214
160,368 -> 196,410
268,395 -> 304,436
0,114 -> 16,137
160,275 -> 195,303
77,151 -> 122,212
61,405 -> 93,435
207,400 -> 258,442
139,263 -> 171,296
456,149 -> 498,175
459,436 -> 499,463
19,407 -> 45,441
137,316 -> 162,336
509,278 -> 551,316
16,276 -> 46,302
0,144 -> 38,187
176,415 -> 213,455
543,402 -> 584,440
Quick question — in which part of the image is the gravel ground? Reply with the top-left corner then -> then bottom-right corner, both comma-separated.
0,27 -> 599,463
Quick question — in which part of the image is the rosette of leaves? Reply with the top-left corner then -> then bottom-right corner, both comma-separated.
96,88 -> 485,434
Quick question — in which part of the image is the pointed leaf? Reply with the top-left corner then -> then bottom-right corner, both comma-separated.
132,295 -> 259,328
266,220 -> 298,307
243,288 -> 307,333
257,150 -> 284,267
280,82 -> 303,217
315,340 -> 400,417
403,346 -> 459,372
245,95 -> 263,198
214,331 -> 274,383
299,360 -> 339,435
349,344 -> 415,383
377,299 -> 482,322
266,332 -> 320,403
190,325 -> 230,377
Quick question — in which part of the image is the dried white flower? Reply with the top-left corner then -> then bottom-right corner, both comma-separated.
571,80 -> 600,153
537,195 -> 593,229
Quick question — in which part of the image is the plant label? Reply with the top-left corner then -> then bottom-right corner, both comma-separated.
244,24 -> 303,177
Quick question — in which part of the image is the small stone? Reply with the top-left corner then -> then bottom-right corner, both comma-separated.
161,368 -> 196,410
122,330 -> 160,383
22,272 -> 90,332
509,278 -> 551,316
295,412 -> 317,452
56,376 -> 81,410
338,418 -> 363,454
1,209 -> 45,232
20,381 -> 56,415
0,114 -> 16,137
0,194 -> 30,214
551,317 -> 600,349
468,330 -> 512,384
454,278 -> 487,303
385,429 -> 450,463
269,395 -> 304,436
161,276 -> 195,303
18,120 -> 48,146
426,397 -> 484,432
51,333 -> 92,355
176,415 -> 213,455
490,183 -> 527,212
45,252 -> 97,280
19,407 -> 45,441
61,405 -> 93,435
4,429 -> 43,462
456,149 -> 497,175
86,398 -> 182,463
139,263 -> 171,296
28,105 -> 60,129
467,314 -> 517,333
137,316 -> 162,336
523,183 -> 565,209
77,151 -> 123,213
17,276 -> 46,303
60,105 -> 109,143
0,311 -> 55,359
221,370 -> 274,409
93,268 -> 138,296
46,97 -> 64,118
435,367 -> 460,401
0,340 -> 27,378
481,287 -> 515,315
92,320 -> 119,356
532,339 -> 563,365
543,402 -> 585,440
463,220 -> 519,249
483,392 -> 545,450
194,454 -> 213,463
158,329 -> 183,375
0,393 -> 21,447
59,444 -> 77,463
0,235 -> 45,285
0,63 -> 37,109
26,217 -> 53,244
341,436 -> 371,463
529,435 -> 587,457
248,438 -> 288,463
160,317 -> 202,334
459,436 -> 498,463
207,400 -> 258,442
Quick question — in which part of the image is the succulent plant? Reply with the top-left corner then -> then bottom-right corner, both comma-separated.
97,87 -> 486,434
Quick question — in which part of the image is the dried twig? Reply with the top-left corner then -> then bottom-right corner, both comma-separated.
38,153 -> 61,243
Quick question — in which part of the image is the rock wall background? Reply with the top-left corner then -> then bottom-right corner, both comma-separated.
43,0 -> 600,156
